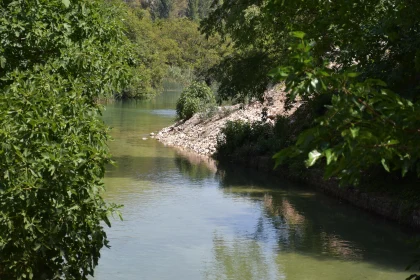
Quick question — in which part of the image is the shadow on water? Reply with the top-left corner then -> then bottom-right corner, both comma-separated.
213,163 -> 419,272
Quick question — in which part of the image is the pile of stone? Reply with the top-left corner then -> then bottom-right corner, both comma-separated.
155,87 -> 297,156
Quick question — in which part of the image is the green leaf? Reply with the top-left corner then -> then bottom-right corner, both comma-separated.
62,0 -> 70,8
381,158 -> 390,172
33,243 -> 41,251
306,150 -> 322,167
0,56 -> 6,69
402,161 -> 410,177
273,148 -> 292,168
350,127 -> 359,138
346,72 -> 360,78
324,149 -> 335,165
387,139 -> 399,145
290,31 -> 305,39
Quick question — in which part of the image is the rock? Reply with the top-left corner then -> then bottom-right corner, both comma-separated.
155,86 -> 298,157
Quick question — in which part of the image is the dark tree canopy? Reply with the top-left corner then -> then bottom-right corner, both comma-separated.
203,0 -> 420,185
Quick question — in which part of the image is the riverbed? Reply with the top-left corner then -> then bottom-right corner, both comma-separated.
93,87 -> 418,280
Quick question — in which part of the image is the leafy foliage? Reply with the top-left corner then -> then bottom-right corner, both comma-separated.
207,51 -> 273,103
0,0 -> 131,278
145,0 -> 212,19
203,0 -> 420,184
116,4 -> 229,98
272,34 -> 420,186
215,113 -> 312,177
200,0 -> 291,101
176,81 -> 216,120
216,119 -> 279,159
116,5 -> 165,98
187,0 -> 199,21
202,0 -> 420,102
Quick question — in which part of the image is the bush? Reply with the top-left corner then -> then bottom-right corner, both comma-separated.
215,111 -> 310,170
176,81 -> 216,120
216,119 -> 278,159
0,0 -> 130,278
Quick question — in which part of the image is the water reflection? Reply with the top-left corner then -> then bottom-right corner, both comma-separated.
170,151 -> 418,276
204,233 -> 278,280
214,164 -> 417,271
174,149 -> 216,181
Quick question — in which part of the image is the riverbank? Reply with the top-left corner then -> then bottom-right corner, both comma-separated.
156,87 -> 297,155
155,88 -> 420,229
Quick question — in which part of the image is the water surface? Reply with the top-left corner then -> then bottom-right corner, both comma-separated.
94,87 -> 418,280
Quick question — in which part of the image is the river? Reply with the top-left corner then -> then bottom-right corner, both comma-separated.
93,86 -> 418,279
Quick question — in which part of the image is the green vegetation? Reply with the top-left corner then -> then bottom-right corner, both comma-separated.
117,0 -> 229,99
272,35 -> 420,186
0,0 -> 228,273
215,113 -> 310,178
0,0 -> 130,278
204,0 -> 420,186
176,81 -> 216,120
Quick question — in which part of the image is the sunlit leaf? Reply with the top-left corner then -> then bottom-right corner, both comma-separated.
306,150 -> 322,167
62,0 -> 70,8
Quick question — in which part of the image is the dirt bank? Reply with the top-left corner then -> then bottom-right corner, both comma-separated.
156,87 -> 296,155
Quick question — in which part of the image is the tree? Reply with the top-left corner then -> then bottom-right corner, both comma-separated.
271,34 -> 420,185
203,0 -> 420,183
151,0 -> 173,18
187,0 -> 199,21
0,0 -> 131,278
202,0 -> 420,102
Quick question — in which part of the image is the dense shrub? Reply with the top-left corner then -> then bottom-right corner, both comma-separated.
216,115 -> 292,159
215,107 -> 313,176
176,81 -> 216,120
0,0 -> 130,278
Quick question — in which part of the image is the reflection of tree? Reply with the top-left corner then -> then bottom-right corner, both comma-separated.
263,193 -> 363,261
216,164 -> 415,269
204,233 -> 278,280
174,151 -> 216,181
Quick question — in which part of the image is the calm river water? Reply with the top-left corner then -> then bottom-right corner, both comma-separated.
93,87 -> 418,280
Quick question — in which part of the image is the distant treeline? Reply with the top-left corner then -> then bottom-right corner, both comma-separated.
123,0 -> 211,20
117,0 -> 228,99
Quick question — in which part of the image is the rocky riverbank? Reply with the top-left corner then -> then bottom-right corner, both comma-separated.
156,87 -> 296,155
154,87 -> 420,229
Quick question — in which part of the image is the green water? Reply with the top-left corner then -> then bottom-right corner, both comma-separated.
94,87 -> 418,280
